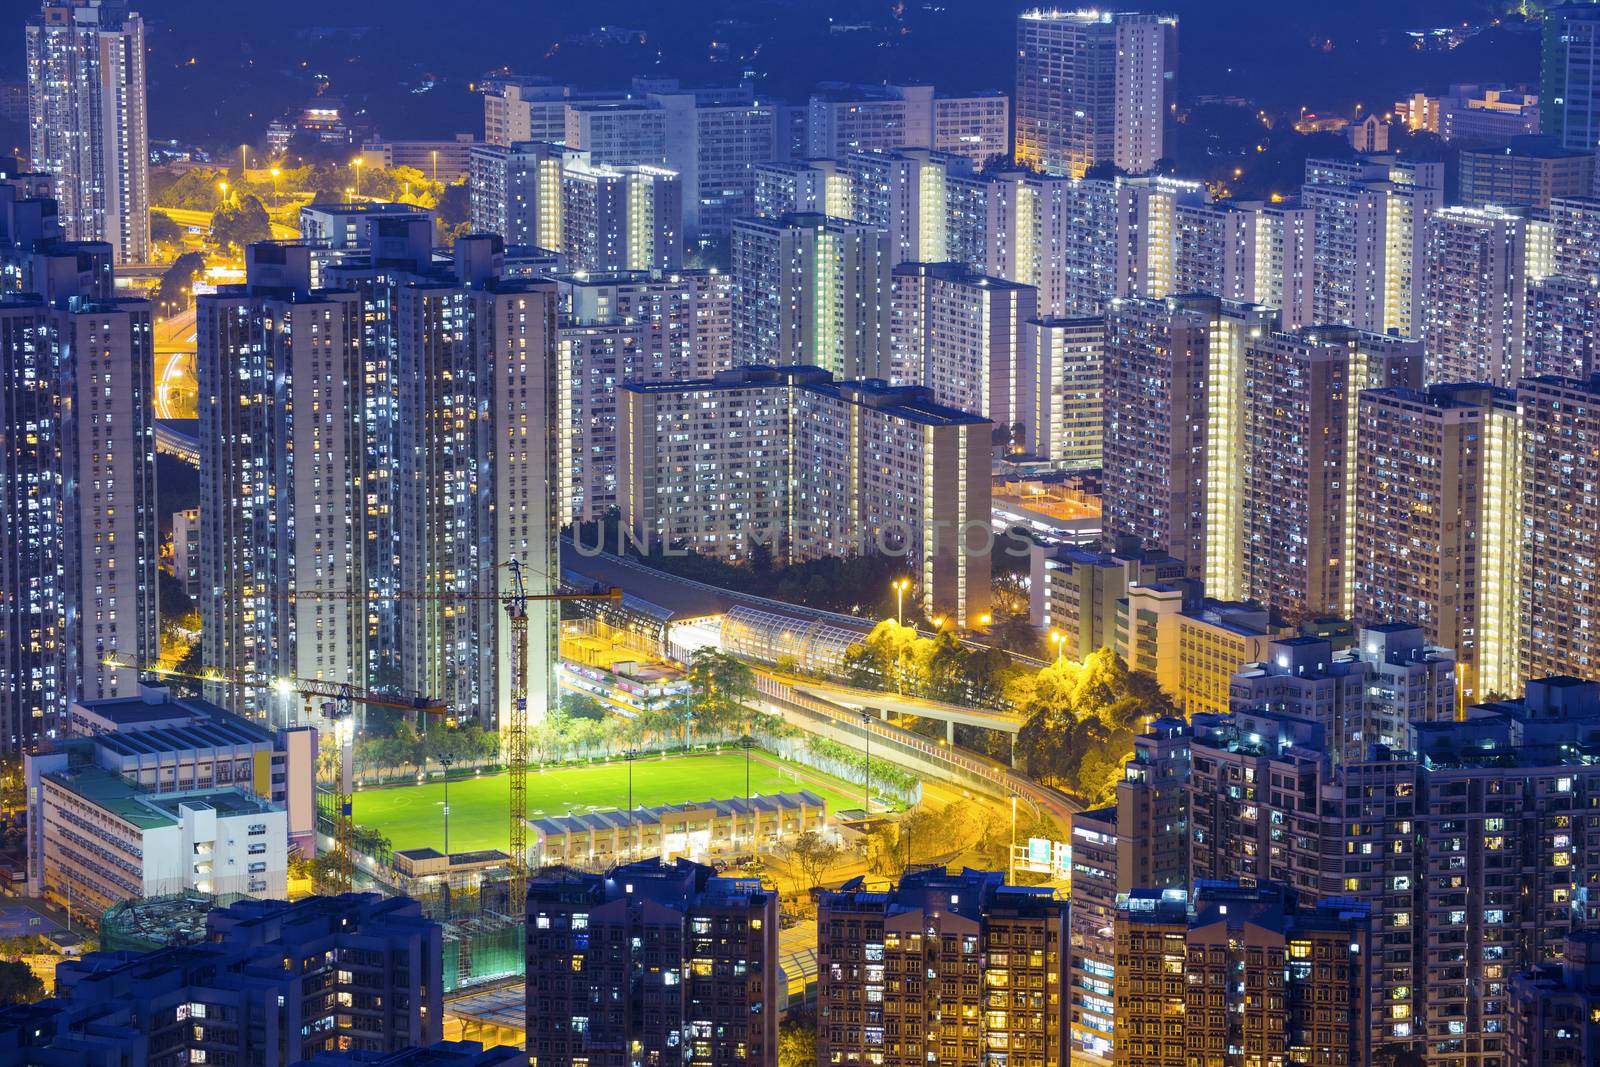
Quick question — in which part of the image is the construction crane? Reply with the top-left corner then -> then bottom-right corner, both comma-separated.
503,559 -> 531,910
292,576 -> 621,908
104,655 -> 446,893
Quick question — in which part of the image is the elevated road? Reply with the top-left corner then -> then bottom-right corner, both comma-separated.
153,308 -> 197,420
755,672 -> 1078,828
787,677 -> 1025,739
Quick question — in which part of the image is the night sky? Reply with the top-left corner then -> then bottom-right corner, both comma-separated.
0,0 -> 1540,151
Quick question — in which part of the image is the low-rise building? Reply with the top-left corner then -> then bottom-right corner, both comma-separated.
1115,585 -> 1291,716
390,848 -> 511,900
1030,540 -> 1185,660
24,685 -> 317,912
531,791 -> 826,869
31,765 -> 286,915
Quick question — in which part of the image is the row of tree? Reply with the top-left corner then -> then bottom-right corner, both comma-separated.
838,621 -> 1175,805
350,649 -> 761,782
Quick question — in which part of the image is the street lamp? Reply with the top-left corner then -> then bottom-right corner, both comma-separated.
431,148 -> 438,182
270,166 -> 280,204
437,753 -> 456,855
740,734 -> 753,806
624,748 -> 637,854
217,180 -> 229,206
861,711 -> 872,816
352,156 -> 364,197
1049,630 -> 1065,662
893,577 -> 911,626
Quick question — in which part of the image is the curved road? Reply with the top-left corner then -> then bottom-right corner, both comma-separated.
153,308 -> 197,421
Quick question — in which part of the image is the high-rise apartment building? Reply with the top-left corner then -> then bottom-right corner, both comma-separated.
1237,325 -> 1422,620
1542,4 -> 1600,152
563,100 -> 667,167
1525,196 -> 1600,384
817,867 -> 1068,1067
1100,295 -> 1214,578
1526,274 -> 1600,379
1020,316 -> 1103,467
805,83 -> 1009,164
481,77 -> 588,146
1303,156 -> 1444,338
0,893 -> 443,1064
1353,384 -> 1524,701
1518,373 -> 1600,683
202,237 -> 560,736
1508,931 -> 1600,1066
0,254 -> 156,752
617,366 -> 991,619
469,142 -> 682,271
1250,197 -> 1317,330
752,157 -> 1319,328
555,269 -> 734,523
1014,10 -> 1176,177
730,213 -> 890,378
25,0 -> 149,263
196,245 -> 366,725
1100,295 -> 1279,584
1459,136 -> 1594,208
1548,195 -> 1600,279
888,262 -> 1036,447
524,859 -> 778,1067
1422,206 -> 1529,386
560,155 -> 682,272
1121,676 -> 1600,1065
1229,625 -> 1457,764
1113,880 -> 1371,1067
1064,806 -> 1119,1061
647,87 -> 778,243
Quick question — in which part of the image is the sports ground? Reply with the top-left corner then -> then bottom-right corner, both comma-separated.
353,749 -> 872,854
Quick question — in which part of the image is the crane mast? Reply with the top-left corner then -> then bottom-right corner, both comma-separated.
503,558 -> 530,911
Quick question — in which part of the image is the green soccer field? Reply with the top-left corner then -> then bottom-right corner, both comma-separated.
352,749 -> 874,855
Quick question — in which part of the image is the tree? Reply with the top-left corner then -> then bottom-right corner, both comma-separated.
0,961 -> 44,1005
777,830 -> 842,893
841,641 -> 886,689
687,648 -> 755,736
864,806 -> 940,878
154,169 -> 222,211
749,538 -> 774,577
309,851 -> 347,895
778,1012 -> 817,1067
157,570 -> 195,637
150,212 -> 185,247
210,194 -> 272,250
436,180 -> 472,227
562,693 -> 607,722
156,251 -> 205,311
